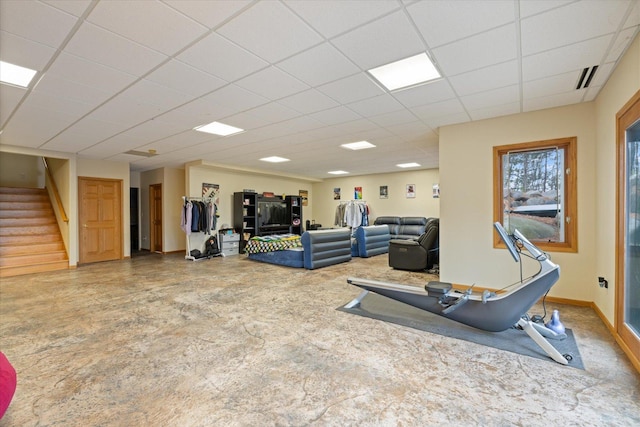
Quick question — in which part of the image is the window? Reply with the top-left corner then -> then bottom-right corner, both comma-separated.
493,137 -> 577,252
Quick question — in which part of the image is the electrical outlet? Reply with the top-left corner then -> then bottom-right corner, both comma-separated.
598,277 -> 608,288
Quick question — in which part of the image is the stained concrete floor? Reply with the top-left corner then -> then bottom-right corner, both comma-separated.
0,252 -> 639,426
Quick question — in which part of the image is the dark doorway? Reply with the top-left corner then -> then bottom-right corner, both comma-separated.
130,187 -> 139,253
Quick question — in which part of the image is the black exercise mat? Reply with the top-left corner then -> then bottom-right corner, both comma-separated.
338,292 -> 584,369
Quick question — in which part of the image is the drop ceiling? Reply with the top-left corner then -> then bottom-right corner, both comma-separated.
0,0 -> 638,179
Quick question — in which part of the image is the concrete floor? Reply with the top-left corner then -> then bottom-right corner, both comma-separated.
0,252 -> 638,426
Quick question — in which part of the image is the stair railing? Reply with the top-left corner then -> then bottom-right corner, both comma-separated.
42,157 -> 68,223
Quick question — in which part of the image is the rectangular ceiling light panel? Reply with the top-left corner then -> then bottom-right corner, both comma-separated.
397,162 -> 421,168
340,141 -> 376,150
260,156 -> 290,163
0,61 -> 37,88
328,170 -> 349,175
194,121 -> 244,136
368,53 -> 440,91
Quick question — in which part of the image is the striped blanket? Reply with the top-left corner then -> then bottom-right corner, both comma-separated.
245,234 -> 302,254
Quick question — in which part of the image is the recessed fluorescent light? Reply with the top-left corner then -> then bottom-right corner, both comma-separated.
397,162 -> 421,168
368,53 -> 440,91
328,170 -> 349,175
0,61 -> 37,88
260,156 -> 290,163
340,141 -> 376,150
193,121 -> 244,136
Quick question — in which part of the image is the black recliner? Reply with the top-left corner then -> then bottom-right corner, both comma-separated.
388,218 -> 439,271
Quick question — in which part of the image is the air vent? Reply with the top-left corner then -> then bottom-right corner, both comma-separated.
576,66 -> 598,90
125,150 -> 157,157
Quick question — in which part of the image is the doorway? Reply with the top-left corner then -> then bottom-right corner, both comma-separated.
616,90 -> 640,366
150,183 -> 162,253
78,177 -> 123,264
130,188 -> 139,253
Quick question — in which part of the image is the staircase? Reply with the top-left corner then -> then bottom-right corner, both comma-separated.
0,187 -> 68,277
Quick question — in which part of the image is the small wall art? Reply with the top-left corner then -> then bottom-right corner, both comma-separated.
379,185 -> 388,199
299,190 -> 308,206
433,183 -> 440,198
354,186 -> 363,200
333,187 -> 341,200
406,184 -> 416,198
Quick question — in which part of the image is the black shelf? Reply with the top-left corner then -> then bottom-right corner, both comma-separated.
234,192 -> 258,253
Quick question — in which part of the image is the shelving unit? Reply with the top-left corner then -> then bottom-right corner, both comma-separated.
233,192 -> 257,254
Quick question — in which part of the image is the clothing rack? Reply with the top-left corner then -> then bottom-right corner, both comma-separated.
335,200 -> 369,228
181,195 -> 221,261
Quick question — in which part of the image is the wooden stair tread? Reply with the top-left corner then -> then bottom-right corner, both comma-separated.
0,187 -> 68,277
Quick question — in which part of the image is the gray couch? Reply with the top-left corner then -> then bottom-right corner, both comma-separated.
373,216 -> 431,240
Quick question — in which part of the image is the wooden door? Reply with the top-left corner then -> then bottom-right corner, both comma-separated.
616,90 -> 640,368
150,183 -> 162,253
79,177 -> 122,264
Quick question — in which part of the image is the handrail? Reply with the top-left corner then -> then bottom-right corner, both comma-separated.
42,157 -> 68,223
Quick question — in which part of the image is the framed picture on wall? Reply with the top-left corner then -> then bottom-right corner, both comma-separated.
380,185 -> 388,199
299,190 -> 308,206
334,188 -> 341,200
406,184 -> 416,198
354,187 -> 363,200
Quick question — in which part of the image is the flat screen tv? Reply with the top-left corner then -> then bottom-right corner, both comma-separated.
258,199 -> 287,228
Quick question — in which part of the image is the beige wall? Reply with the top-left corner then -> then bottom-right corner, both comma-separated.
311,169 -> 440,227
163,167 -> 185,253
438,34 -> 639,323
46,157 -> 71,255
0,152 -> 44,188
77,158 -> 131,259
594,35 -> 640,322
440,103 -> 597,300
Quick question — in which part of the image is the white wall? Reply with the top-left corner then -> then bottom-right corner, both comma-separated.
594,35 -> 640,322
163,167 -> 185,252
439,103 -> 597,300
311,169 -> 440,227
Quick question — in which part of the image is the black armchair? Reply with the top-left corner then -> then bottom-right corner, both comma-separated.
388,218 -> 439,271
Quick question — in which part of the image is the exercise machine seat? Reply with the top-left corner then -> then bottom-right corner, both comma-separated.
388,218 -> 439,270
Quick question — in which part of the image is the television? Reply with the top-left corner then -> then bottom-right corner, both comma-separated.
494,222 -> 520,262
257,199 -> 288,229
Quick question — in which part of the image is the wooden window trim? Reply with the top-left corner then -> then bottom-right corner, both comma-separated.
493,136 -> 578,253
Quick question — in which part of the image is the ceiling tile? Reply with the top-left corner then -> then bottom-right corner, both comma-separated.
367,109 -> 418,127
276,42 -> 360,87
411,98 -> 467,122
1,104 -> 79,147
87,0 -> 208,55
460,84 -> 519,111
87,95 -> 163,127
145,59 -> 227,97
0,0 -> 78,48
519,0 -> 573,18
523,90 -> 585,112
522,34 -> 613,82
407,0 -> 514,48
42,0 -> 93,17
432,24 -> 517,76
278,89 -> 340,115
391,79 -> 456,108
587,62 -> 615,88
521,0 -> 630,56
64,22 -> 167,76
317,73 -> 384,104
310,106 -> 362,125
177,32 -> 268,82
285,0 -> 399,39
347,93 -> 405,117
41,118 -> 129,152
448,60 -> 519,96
0,30 -> 57,71
120,80 -> 195,111
235,66 -> 309,100
0,84 -> 27,127
136,130 -> 216,152
606,26 -> 640,63
33,74 -> 111,107
45,52 -> 137,93
163,0 -> 253,29
523,72 -> 579,99
332,11 -> 425,70
217,1 -> 323,63
467,101 -> 520,121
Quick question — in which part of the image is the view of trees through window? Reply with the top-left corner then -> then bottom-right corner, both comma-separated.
502,147 -> 564,243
